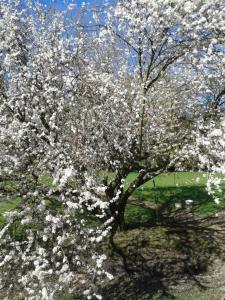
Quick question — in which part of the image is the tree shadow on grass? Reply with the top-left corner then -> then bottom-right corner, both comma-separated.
125,185 -> 225,229
102,205 -> 225,299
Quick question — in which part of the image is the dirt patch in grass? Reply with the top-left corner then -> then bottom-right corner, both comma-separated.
100,211 -> 225,299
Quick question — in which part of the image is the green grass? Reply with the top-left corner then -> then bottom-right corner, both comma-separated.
0,174 -> 56,227
99,170 -> 225,226
122,172 -> 225,226
1,172 -> 225,228
0,197 -> 21,225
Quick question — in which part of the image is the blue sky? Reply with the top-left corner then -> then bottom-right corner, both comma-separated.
41,0 -> 116,9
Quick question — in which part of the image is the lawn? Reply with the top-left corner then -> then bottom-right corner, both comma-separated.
122,172 -> 225,226
1,172 -> 225,227
0,197 -> 21,224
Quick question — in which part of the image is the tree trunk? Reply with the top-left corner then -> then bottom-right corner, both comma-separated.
138,94 -> 146,158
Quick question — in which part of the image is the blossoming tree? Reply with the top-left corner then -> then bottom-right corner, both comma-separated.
0,0 -> 225,298
0,1 -> 112,299
76,0 -> 225,233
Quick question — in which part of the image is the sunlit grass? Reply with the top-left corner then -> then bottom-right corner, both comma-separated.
1,172 -> 225,227
0,197 -> 21,225
123,172 -> 225,226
